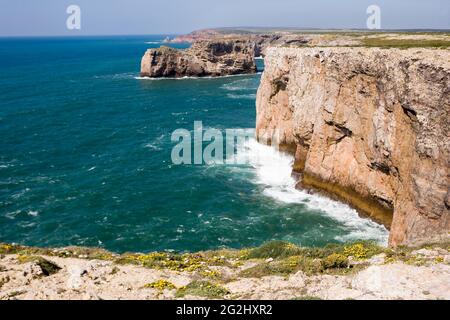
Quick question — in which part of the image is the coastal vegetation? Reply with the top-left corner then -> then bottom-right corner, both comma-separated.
175,281 -> 230,299
1,240 -> 447,278
360,37 -> 450,48
175,27 -> 450,48
1,240 -> 448,299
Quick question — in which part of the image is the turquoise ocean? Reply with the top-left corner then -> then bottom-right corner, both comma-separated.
0,36 -> 388,253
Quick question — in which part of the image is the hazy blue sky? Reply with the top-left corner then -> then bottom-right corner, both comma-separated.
1,0 -> 449,36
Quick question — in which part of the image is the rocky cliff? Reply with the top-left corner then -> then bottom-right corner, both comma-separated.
169,30 -> 311,57
140,40 -> 257,78
256,47 -> 450,247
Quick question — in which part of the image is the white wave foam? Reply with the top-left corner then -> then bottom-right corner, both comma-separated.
143,134 -> 165,151
11,188 -> 30,199
227,93 -> 257,100
5,210 -> 20,220
235,139 -> 389,245
221,78 -> 259,91
145,41 -> 161,44
94,73 -> 136,80
171,112 -> 188,116
135,72 -> 262,81
0,160 -> 18,169
143,143 -> 162,151
28,210 -> 39,217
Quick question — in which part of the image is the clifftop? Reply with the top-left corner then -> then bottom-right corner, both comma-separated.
141,31 -> 449,78
169,28 -> 450,50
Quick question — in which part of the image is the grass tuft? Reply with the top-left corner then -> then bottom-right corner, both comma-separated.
361,37 -> 450,48
321,253 -> 348,269
175,281 -> 229,299
16,256 -> 61,276
247,241 -> 303,259
144,279 -> 177,291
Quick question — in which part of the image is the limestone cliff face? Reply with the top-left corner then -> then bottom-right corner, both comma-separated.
256,47 -> 450,247
140,40 -> 257,78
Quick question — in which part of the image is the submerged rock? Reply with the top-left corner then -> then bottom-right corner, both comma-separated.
140,40 -> 257,78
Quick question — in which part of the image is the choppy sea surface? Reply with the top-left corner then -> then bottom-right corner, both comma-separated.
0,35 -> 388,253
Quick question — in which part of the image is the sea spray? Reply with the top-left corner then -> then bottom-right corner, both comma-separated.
233,138 -> 389,245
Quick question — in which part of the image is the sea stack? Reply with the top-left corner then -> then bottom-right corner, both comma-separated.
256,47 -> 450,247
140,39 -> 257,78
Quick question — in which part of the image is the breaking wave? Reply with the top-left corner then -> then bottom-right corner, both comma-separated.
221,78 -> 259,92
227,93 -> 257,100
135,72 -> 262,81
234,138 -> 389,245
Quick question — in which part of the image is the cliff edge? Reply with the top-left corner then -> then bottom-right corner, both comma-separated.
256,47 -> 450,247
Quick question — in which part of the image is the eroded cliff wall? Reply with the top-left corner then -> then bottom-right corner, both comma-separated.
256,47 -> 450,246
140,40 -> 257,78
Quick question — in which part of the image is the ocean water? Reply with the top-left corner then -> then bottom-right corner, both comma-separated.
0,35 -> 388,253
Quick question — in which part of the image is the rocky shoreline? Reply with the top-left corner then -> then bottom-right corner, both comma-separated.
256,46 -> 450,247
138,29 -> 450,246
1,241 -> 449,300
4,30 -> 447,300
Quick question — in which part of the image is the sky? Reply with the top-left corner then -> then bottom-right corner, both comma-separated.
0,0 -> 449,37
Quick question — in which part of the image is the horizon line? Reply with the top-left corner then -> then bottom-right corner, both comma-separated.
1,28 -> 449,39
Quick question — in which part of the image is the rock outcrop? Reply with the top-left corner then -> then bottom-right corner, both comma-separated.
140,40 -> 257,78
256,47 -> 450,247
169,30 -> 312,57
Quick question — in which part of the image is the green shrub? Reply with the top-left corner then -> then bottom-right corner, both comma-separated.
17,256 -> 61,276
362,37 -> 450,48
247,241 -> 302,259
239,255 -> 323,277
175,281 -> 229,299
144,280 -> 176,291
321,253 -> 348,269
